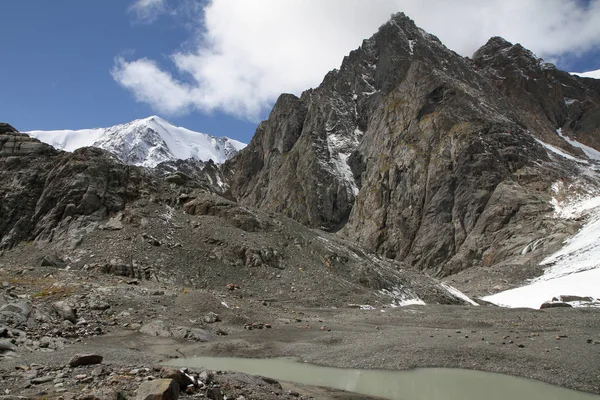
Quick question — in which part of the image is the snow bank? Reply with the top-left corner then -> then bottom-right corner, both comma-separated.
556,128 -> 600,161
483,192 -> 600,309
571,69 -> 600,79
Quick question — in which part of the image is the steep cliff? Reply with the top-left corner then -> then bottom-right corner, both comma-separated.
225,13 -> 600,276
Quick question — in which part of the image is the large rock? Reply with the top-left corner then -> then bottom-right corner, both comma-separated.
540,301 -> 573,309
0,339 -> 16,352
68,353 -> 103,367
52,301 -> 76,323
139,320 -> 171,337
41,254 -> 66,268
136,379 -> 179,400
160,368 -> 195,392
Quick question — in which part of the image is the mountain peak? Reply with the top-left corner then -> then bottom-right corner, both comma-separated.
472,36 -> 513,59
141,115 -> 167,124
27,118 -> 246,168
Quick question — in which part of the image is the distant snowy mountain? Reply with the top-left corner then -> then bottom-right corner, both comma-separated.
571,69 -> 600,79
27,116 -> 246,168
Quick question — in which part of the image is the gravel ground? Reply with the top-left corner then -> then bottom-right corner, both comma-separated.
1,200 -> 599,398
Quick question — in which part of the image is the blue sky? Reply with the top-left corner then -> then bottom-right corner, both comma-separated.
0,1 -> 258,142
1,1 -> 599,144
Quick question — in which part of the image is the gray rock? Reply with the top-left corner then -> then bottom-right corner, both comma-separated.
39,336 -> 52,348
52,301 -> 76,323
104,216 -> 124,230
554,295 -> 594,303
203,312 -> 220,323
186,328 -> 214,342
30,375 -> 54,384
0,300 -> 31,318
68,353 -> 103,367
198,370 -> 212,384
41,254 -> 66,268
90,301 -> 110,311
540,301 -> 573,309
160,367 -> 194,392
206,387 -> 223,400
136,379 -> 179,400
139,320 -> 171,337
0,339 -> 16,352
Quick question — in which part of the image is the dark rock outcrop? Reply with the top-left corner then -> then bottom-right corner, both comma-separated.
473,36 -> 600,151
0,127 -> 156,249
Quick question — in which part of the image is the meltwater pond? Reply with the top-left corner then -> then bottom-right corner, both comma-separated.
166,356 -> 600,400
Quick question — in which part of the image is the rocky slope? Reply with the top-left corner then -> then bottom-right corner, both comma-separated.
225,13 -> 600,279
27,116 -> 246,168
0,122 -> 156,250
1,121 -> 479,308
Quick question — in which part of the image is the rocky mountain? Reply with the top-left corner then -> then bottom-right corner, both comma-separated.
225,13 -> 600,283
2,14 -> 600,399
27,116 -> 246,168
2,13 -> 600,304
0,121 -> 478,310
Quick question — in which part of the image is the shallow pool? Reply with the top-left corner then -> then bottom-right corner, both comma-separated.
166,356 -> 600,400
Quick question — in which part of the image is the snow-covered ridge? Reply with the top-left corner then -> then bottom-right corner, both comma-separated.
570,69 -> 600,79
27,116 -> 246,168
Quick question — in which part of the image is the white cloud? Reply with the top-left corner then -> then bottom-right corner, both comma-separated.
113,0 -> 600,120
111,57 -> 197,115
128,0 -> 167,23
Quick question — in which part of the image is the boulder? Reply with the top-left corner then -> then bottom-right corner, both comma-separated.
136,379 -> 179,400
52,301 -> 76,323
206,387 -> 223,400
540,301 -> 573,309
139,320 -> 171,337
203,312 -> 220,323
160,368 -> 195,391
0,339 -> 16,352
69,353 -> 103,367
41,254 -> 66,268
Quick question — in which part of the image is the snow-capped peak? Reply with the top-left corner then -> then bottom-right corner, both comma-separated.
27,117 -> 246,168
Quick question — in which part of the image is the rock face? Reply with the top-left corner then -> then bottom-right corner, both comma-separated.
0,127 -> 155,249
226,13 -> 600,276
473,37 -> 600,150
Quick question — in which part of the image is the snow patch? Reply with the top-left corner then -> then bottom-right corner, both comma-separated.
556,128 -> 600,161
535,139 -> 586,163
325,127 -> 361,197
483,193 -> 600,309
570,69 -> 600,79
440,282 -> 478,306
482,269 -> 600,309
379,287 -> 426,307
